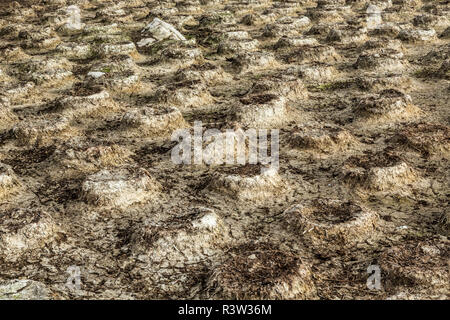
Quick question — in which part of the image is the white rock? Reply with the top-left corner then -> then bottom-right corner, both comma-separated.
87,71 -> 105,78
137,37 -> 156,47
192,211 -> 219,230
141,18 -> 186,41
0,280 -> 50,300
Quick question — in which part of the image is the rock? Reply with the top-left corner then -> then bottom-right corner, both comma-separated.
0,280 -> 50,300
141,18 -> 186,42
137,37 -> 156,47
87,71 -> 105,78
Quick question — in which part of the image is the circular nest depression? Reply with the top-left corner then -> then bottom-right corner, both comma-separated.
284,199 -> 378,246
207,243 -> 316,299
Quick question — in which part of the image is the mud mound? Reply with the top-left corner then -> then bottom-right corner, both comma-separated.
284,199 -> 378,247
207,243 -> 316,299
129,207 -> 225,298
379,238 -> 449,294
0,0 -> 448,300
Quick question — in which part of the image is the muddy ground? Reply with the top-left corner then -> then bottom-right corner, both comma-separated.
0,0 -> 449,299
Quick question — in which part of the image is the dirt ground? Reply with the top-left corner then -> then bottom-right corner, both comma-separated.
0,0 -> 448,300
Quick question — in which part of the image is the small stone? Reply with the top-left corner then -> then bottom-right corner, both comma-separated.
141,18 -> 186,41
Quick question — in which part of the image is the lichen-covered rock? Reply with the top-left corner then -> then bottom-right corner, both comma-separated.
0,280 -> 50,300
141,18 -> 186,42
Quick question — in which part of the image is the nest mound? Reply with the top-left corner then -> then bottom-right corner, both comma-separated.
284,199 -> 378,246
86,55 -> 141,92
0,162 -> 21,199
174,62 -> 232,85
326,25 -> 368,45
234,94 -> 288,128
289,126 -> 357,154
81,167 -> 160,208
54,84 -> 116,118
132,207 -> 224,263
209,165 -> 283,201
129,207 -> 225,298
0,99 -> 18,131
342,151 -> 422,191
353,89 -> 421,122
297,63 -> 339,82
355,49 -> 407,74
51,142 -> 132,178
155,80 -> 213,110
355,74 -> 411,92
0,208 -> 58,262
438,212 -> 449,237
379,238 -> 449,293
121,106 -> 186,136
232,52 -> 279,74
0,280 -> 50,300
217,38 -> 259,54
392,123 -> 450,158
246,75 -> 308,101
12,115 -> 73,146
398,28 -> 437,43
283,44 -> 341,64
207,243 -> 316,299
13,57 -> 72,85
